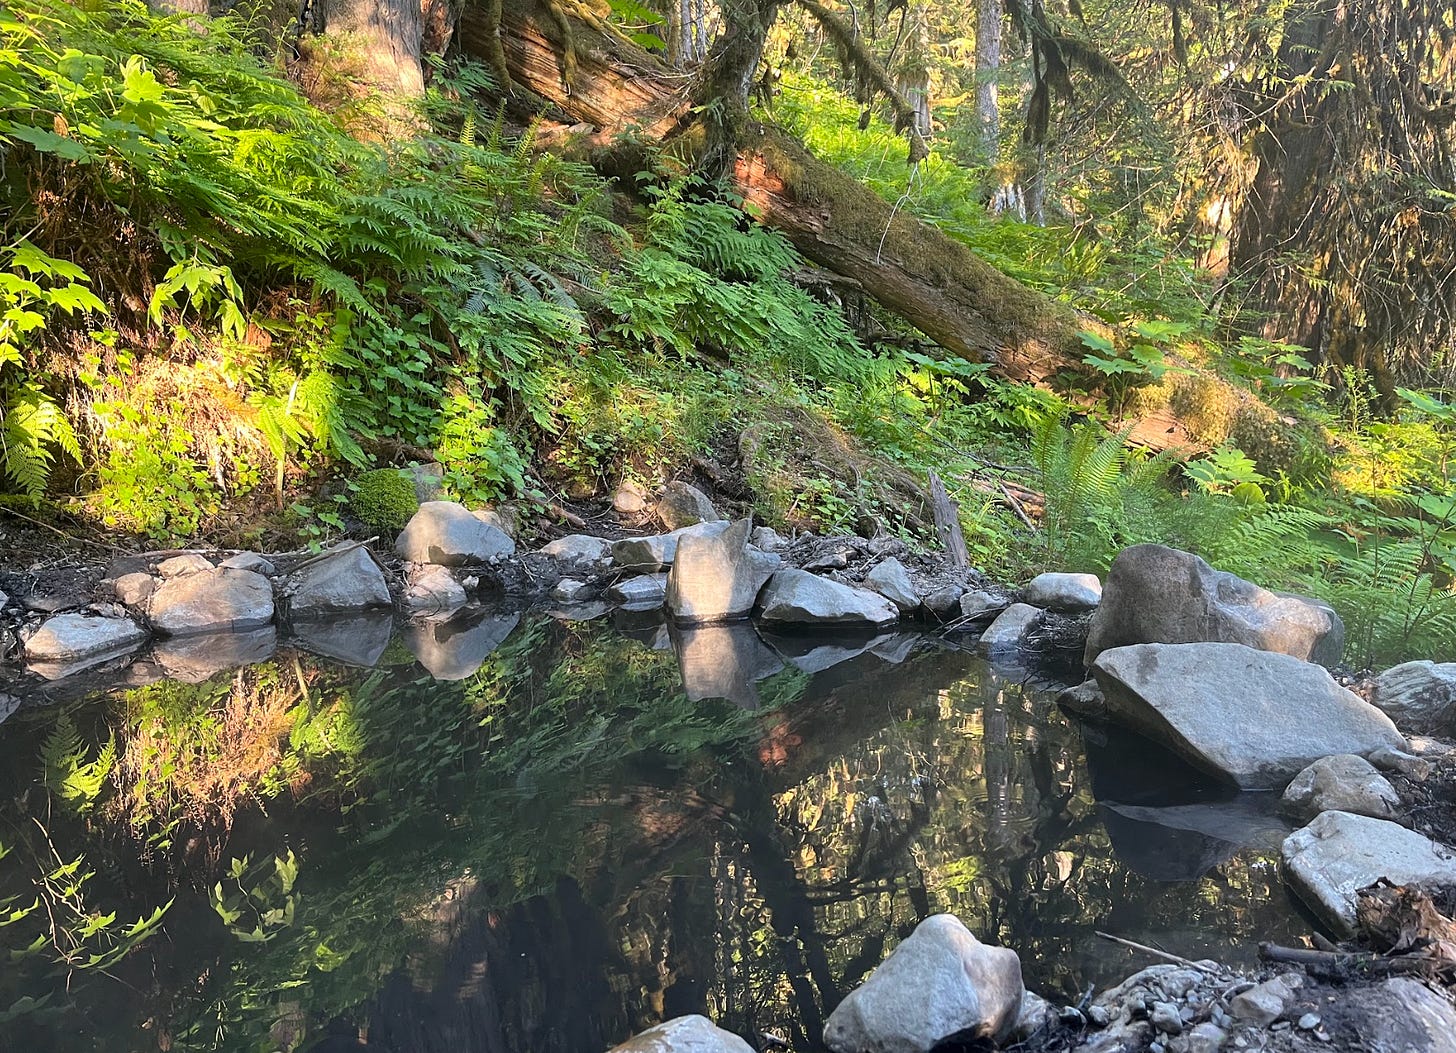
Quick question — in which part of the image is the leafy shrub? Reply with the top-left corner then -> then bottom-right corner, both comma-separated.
349,469 -> 418,532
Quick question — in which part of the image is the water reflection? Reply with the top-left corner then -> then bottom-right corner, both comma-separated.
0,611 -> 1306,1053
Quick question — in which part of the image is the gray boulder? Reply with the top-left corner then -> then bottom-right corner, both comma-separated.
980,603 -> 1043,651
758,569 -> 899,628
23,613 -> 148,664
1084,544 -> 1343,667
1091,643 -> 1405,788
1281,754 -> 1401,822
402,564 -> 468,615
666,519 -> 778,624
1282,810 -> 1456,936
406,612 -> 520,681
751,526 -> 790,552
864,558 -> 920,612
656,481 -> 723,529
922,584 -> 965,618
612,521 -> 734,571
609,1015 -> 754,1053
148,568 -> 275,636
1336,978 -> 1456,1053
1022,572 -> 1101,611
822,914 -> 1024,1053
959,590 -> 1010,621
396,501 -> 516,566
609,573 -> 669,609
539,534 -> 613,575
1371,660 -> 1456,735
286,545 -> 391,612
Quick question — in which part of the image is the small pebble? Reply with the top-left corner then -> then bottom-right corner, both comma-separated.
1087,1005 -> 1110,1027
1271,1020 -> 1291,1031
1150,1043 -> 1166,1053
1151,1001 -> 1184,1035
1298,1013 -> 1321,1030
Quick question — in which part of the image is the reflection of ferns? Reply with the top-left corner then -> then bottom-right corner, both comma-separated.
41,716 -> 115,815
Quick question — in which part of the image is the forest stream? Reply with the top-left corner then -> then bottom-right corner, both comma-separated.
0,607 -> 1312,1052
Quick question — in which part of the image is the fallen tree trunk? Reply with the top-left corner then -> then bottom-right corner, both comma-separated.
460,0 -> 1097,383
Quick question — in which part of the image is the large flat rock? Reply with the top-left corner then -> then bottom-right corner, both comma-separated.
286,545 -> 391,612
758,569 -> 899,628
23,613 -> 148,665
147,567 -> 274,635
1091,642 -> 1405,788
1085,544 -> 1343,667
1281,811 -> 1456,937
396,501 -> 515,565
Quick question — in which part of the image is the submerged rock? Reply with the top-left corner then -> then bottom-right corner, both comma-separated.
1370,660 -> 1456,736
396,501 -> 516,565
656,481 -> 723,529
609,1015 -> 753,1053
822,914 -> 1024,1053
666,518 -> 778,623
1280,754 -> 1401,822
1084,544 -> 1343,667
286,545 -> 391,612
1091,643 -> 1404,788
758,569 -> 899,628
147,568 -> 274,635
1281,810 -> 1456,936
1022,572 -> 1101,612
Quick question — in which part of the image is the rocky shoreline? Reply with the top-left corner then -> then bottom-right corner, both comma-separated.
3,485 -> 1456,1052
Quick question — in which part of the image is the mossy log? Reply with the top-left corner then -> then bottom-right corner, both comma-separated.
462,0 -> 1099,384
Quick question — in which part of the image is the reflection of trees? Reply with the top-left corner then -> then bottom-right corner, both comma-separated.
0,622 -> 1311,1053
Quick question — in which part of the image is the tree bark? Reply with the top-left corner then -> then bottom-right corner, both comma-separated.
975,0 -> 1002,164
320,0 -> 425,130
462,0 -> 1097,384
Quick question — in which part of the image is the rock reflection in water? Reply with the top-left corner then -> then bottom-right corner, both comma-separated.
0,614 -> 1307,1053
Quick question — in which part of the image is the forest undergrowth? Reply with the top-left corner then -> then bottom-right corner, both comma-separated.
2,0 -> 1455,666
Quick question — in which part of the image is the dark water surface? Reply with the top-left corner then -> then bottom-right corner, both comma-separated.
0,608 -> 1307,1052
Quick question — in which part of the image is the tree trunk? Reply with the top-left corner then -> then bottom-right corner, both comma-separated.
975,0 -> 1002,165
461,0 -> 1097,384
320,0 -> 425,130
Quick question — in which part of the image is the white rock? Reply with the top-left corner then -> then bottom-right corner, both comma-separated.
1281,811 -> 1456,936
396,501 -> 516,566
551,578 -> 594,602
758,569 -> 899,628
148,568 -> 275,636
1230,974 -> 1300,1026
823,914 -> 1024,1052
1022,572 -> 1102,611
863,558 -> 920,612
609,1015 -> 754,1053
1281,754 -> 1401,821
23,613 -> 147,663
612,479 -> 651,515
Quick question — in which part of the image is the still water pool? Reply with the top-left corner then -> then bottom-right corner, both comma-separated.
0,607 -> 1308,1052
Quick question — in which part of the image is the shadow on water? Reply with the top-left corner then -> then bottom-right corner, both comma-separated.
0,606 -> 1306,1052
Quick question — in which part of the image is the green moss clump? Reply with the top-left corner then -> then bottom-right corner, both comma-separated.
350,469 -> 419,532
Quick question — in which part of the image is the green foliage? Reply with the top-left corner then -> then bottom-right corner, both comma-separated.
348,468 -> 418,532
40,715 -> 114,816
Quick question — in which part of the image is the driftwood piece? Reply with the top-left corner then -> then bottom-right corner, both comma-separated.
927,470 -> 969,569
